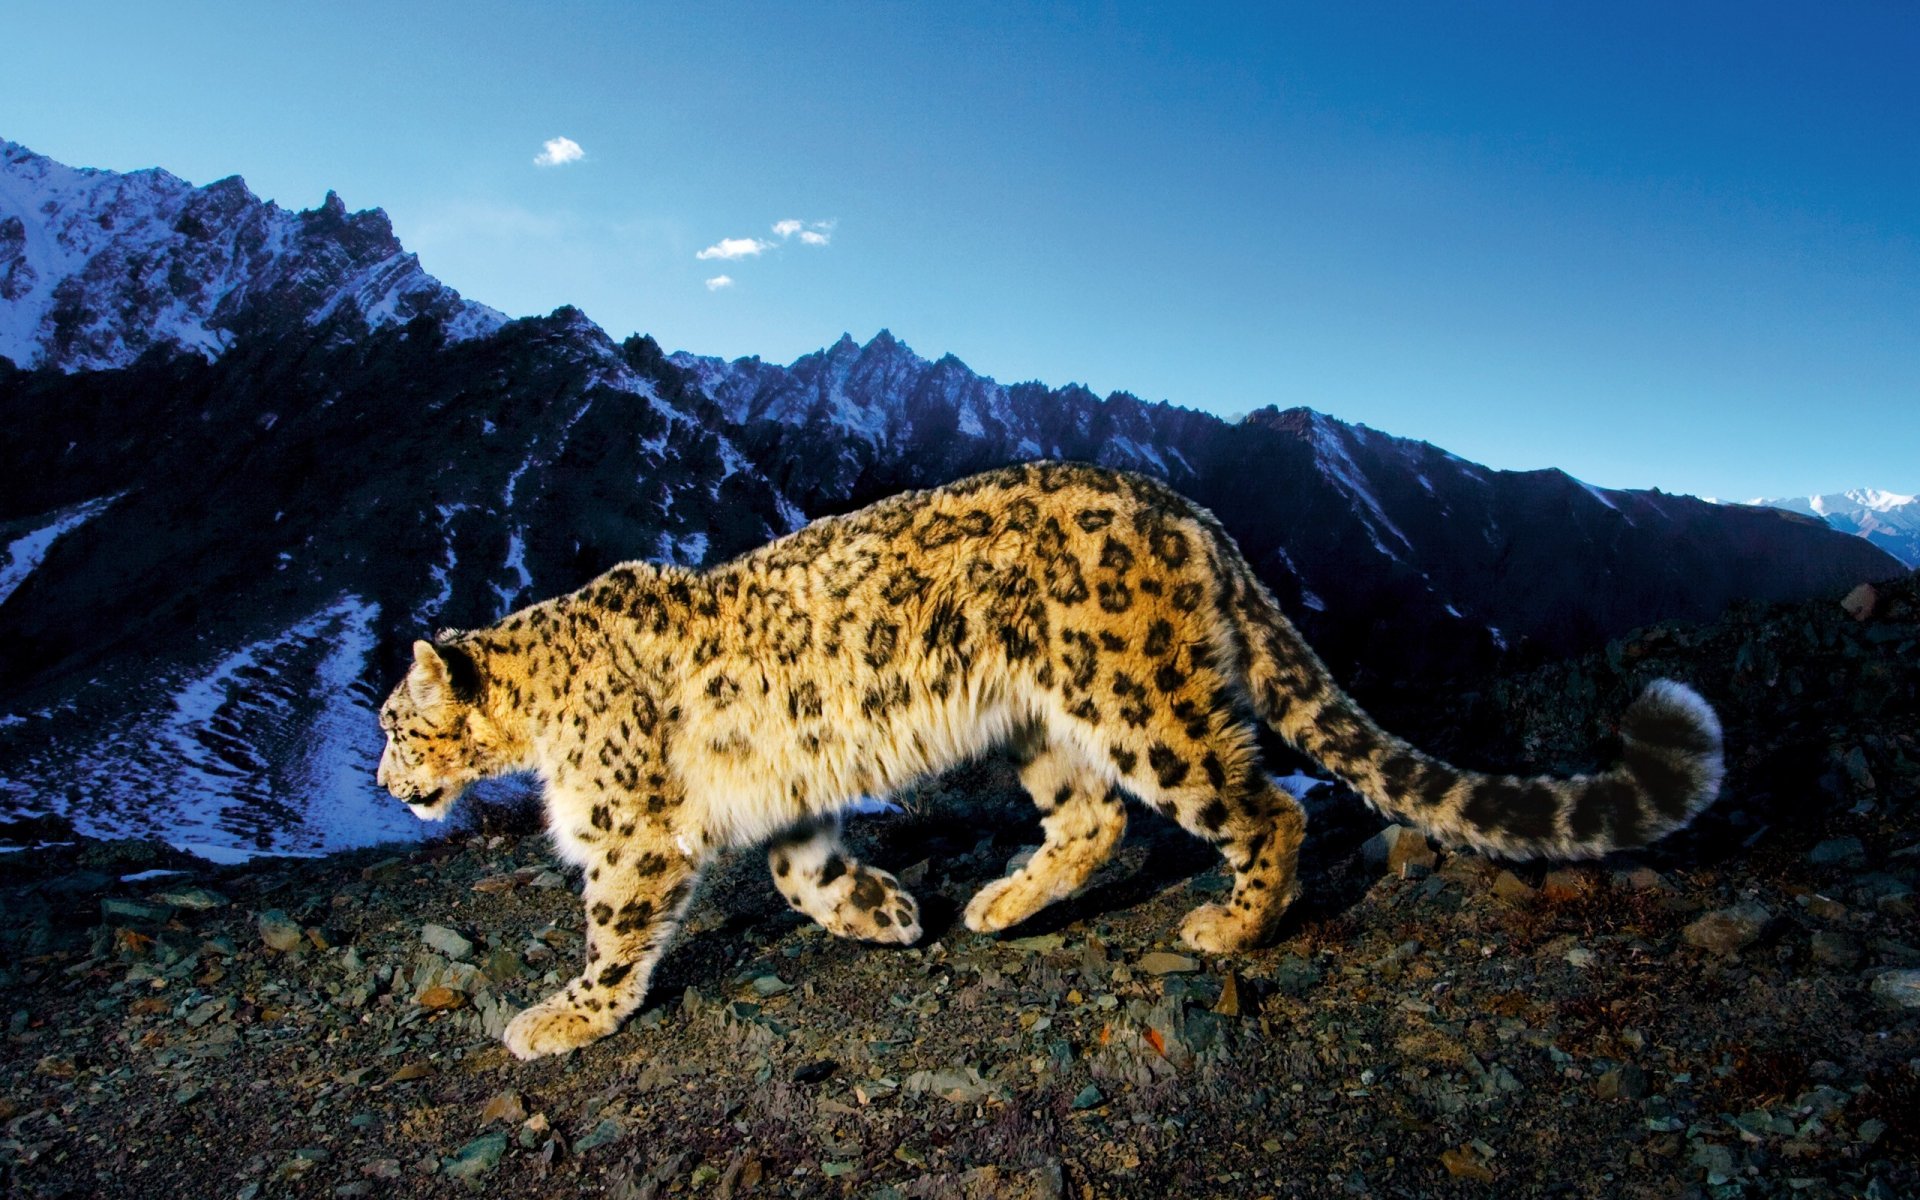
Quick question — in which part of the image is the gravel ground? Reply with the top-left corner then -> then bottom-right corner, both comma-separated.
3,576 -> 1916,1200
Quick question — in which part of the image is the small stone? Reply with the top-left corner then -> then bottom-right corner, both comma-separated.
417,986 -> 464,1010
1005,933 -> 1064,953
257,910 -> 304,953
101,897 -> 174,924
1361,824 -> 1438,877
1810,930 -> 1863,969
471,875 -> 519,894
1808,837 -> 1867,869
1541,869 -> 1593,902
1271,955 -> 1323,997
1213,971 -> 1247,1017
1138,952 -> 1200,975
1595,1064 -> 1648,1100
481,1090 -> 525,1125
150,886 -> 229,911
793,1060 -> 837,1084
1439,1147 -> 1494,1182
440,1132 -> 507,1188
1070,1084 -> 1104,1110
517,1113 -> 549,1149
360,857 -> 405,881
360,1159 -> 402,1181
1616,866 -> 1668,891
529,870 -> 567,889
1682,901 -> 1771,955
749,973 -> 791,997
481,948 -> 523,983
421,924 -> 475,961
1842,748 -> 1876,792
1869,968 -> 1920,1010
1805,893 -> 1848,920
1841,583 -> 1879,622
387,1061 -> 434,1083
1491,870 -> 1537,903
573,1118 -> 624,1153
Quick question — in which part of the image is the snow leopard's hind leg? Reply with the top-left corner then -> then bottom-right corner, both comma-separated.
1110,715 -> 1308,955
768,815 -> 922,945
964,735 -> 1127,933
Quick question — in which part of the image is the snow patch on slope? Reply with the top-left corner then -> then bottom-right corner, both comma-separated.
0,494 -> 120,606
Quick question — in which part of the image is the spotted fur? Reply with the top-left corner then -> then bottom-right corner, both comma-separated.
376,461 -> 1724,1059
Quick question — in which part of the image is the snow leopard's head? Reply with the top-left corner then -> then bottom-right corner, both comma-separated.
376,639 -> 515,821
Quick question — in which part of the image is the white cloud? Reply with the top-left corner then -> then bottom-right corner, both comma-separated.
696,236 -> 773,261
773,218 -> 834,246
705,275 -> 734,291
533,136 -> 585,167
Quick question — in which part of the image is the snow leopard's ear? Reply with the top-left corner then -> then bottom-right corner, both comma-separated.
411,639 -> 483,710
409,640 -> 452,710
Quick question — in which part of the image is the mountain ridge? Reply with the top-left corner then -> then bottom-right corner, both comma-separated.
0,141 -> 1905,857
1746,491 -> 1920,567
0,138 -> 503,371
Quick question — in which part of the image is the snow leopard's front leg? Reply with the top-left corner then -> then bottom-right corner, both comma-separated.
503,845 -> 698,1060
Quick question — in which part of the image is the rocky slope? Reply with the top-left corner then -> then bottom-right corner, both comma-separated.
1,575 -> 1914,1199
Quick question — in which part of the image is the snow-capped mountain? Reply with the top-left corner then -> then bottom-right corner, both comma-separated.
0,141 -> 1904,859
1747,491 -> 1920,567
0,139 -> 503,371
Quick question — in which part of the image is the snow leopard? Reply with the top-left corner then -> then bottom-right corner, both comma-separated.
376,461 -> 1724,1060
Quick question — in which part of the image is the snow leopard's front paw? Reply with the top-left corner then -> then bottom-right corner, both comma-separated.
963,875 -> 1044,934
502,995 -> 617,1060
1178,902 -> 1263,955
824,866 -> 921,945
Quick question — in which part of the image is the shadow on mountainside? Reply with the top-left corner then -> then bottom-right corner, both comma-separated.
0,572 -> 1915,1199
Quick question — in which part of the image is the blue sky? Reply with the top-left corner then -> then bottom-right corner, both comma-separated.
4,1 -> 1915,500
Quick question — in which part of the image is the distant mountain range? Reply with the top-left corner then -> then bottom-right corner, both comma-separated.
0,138 -> 1904,857
1744,491 -> 1920,568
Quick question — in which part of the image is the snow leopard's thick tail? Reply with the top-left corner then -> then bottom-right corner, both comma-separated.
1222,561 -> 1724,859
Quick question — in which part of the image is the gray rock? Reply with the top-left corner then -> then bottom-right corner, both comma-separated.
420,924 -> 474,962
1808,837 -> 1867,869
1809,930 -> 1863,969
1595,1063 -> 1648,1100
1842,748 -> 1876,792
257,910 -> 304,953
1364,825 -> 1438,877
101,897 -> 174,924
150,886 -> 229,911
1271,955 -> 1324,997
1869,968 -> 1920,1010
748,973 -> 791,997
573,1118 -> 624,1153
1138,952 -> 1200,975
1682,901 -> 1771,955
440,1132 -> 507,1188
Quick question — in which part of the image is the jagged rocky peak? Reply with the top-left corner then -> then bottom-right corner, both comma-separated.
0,138 -> 505,371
